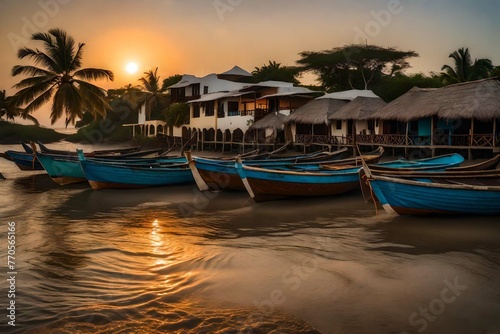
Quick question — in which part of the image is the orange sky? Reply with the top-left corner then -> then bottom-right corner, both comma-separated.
1,0 -> 499,128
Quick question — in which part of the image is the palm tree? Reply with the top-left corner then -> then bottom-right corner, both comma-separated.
441,47 -> 494,84
136,68 -> 170,120
252,60 -> 300,84
0,90 -> 39,125
165,103 -> 189,127
11,28 -> 114,126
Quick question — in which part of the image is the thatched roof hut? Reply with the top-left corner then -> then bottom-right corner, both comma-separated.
285,99 -> 348,125
375,78 -> 500,122
250,112 -> 287,130
329,96 -> 387,120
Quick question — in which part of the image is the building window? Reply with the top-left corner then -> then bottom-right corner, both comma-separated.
336,120 -> 342,130
205,102 -> 214,116
218,102 -> 225,118
228,101 -> 239,116
203,86 -> 208,94
192,84 -> 200,97
368,120 -> 375,132
193,104 -> 200,118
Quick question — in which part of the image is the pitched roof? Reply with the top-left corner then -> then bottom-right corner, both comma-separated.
317,89 -> 380,101
285,98 -> 348,125
250,112 -> 287,130
330,96 -> 387,120
219,65 -> 252,77
375,78 -> 500,121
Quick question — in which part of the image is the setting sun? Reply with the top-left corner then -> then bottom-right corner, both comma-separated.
126,62 -> 138,74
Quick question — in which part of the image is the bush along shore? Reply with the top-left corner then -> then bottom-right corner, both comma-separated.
0,121 -> 67,144
0,120 -> 165,149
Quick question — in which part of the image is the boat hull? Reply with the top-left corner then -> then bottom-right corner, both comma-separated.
36,153 -> 87,185
197,168 -> 245,191
5,151 -> 44,171
80,159 -> 194,190
237,165 -> 361,202
369,176 -> 500,215
192,148 -> 372,192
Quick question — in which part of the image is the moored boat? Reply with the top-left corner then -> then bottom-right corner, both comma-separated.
35,146 -> 186,185
370,153 -> 464,171
235,159 -> 362,202
185,147 -> 354,192
4,150 -> 44,170
37,141 -> 141,156
77,150 -> 194,190
364,169 -> 500,215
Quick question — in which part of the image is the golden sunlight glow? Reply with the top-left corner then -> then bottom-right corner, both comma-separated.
125,62 -> 139,74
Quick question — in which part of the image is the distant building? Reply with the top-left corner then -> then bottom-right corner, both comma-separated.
123,104 -> 167,138
166,66 -> 320,149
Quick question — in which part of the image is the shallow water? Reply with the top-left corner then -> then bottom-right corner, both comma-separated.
1,143 -> 500,334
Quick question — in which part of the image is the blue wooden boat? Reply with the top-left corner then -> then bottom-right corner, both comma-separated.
235,159 -> 362,202
35,152 -> 87,185
77,150 -> 194,190
4,150 -> 44,170
372,153 -> 464,171
36,150 -> 186,186
186,147 -> 370,192
364,169 -> 500,215
37,141 -> 142,156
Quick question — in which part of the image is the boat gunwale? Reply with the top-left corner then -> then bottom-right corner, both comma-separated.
371,174 -> 500,192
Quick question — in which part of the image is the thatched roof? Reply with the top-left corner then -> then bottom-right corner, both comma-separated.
329,96 -> 387,120
285,99 -> 348,125
250,112 -> 287,130
375,78 -> 500,121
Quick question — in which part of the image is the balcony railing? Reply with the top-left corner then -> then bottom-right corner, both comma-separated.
295,134 -> 497,148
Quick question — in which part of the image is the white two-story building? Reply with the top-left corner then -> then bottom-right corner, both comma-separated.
167,66 -> 321,147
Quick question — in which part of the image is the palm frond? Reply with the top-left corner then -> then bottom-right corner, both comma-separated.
21,85 -> 57,113
69,42 -> 85,72
74,68 -> 114,81
18,111 -> 40,126
51,82 -> 83,125
17,47 -> 61,73
12,75 -> 58,90
75,80 -> 112,116
11,65 -> 56,78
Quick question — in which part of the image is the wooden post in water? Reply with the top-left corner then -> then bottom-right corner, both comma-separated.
430,116 -> 435,157
493,118 -> 497,148
405,121 -> 409,158
469,118 -> 475,160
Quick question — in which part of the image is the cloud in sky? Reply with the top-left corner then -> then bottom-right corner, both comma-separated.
0,0 -> 498,127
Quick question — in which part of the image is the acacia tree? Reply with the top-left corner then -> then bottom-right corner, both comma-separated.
11,28 -> 114,126
441,47 -> 494,84
296,44 -> 419,91
252,60 -> 300,84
